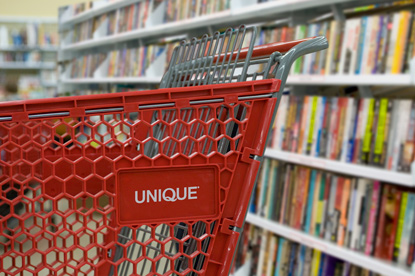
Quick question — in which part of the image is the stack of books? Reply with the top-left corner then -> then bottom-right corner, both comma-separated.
271,95 -> 415,173
250,160 -> 415,266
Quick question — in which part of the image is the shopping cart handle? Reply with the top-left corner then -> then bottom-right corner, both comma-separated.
250,36 -> 325,59
274,36 -> 328,90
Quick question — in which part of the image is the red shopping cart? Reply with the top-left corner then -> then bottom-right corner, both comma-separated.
0,26 -> 327,276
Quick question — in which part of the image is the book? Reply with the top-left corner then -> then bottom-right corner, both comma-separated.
394,192 -> 409,261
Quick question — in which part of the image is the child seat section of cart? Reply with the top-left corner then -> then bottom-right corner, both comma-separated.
0,25 -> 327,276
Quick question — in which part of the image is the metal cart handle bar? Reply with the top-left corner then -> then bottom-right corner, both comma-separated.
216,36 -> 324,62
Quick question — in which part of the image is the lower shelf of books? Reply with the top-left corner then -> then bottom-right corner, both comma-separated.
245,213 -> 415,276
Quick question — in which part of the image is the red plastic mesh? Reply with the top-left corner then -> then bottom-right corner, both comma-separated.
0,80 -> 280,276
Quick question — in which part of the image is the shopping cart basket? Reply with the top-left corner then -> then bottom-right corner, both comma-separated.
0,26 -> 327,276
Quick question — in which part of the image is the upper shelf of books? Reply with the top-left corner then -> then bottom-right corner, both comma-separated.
58,0 -> 402,52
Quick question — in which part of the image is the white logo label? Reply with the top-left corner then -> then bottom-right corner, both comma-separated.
134,186 -> 199,204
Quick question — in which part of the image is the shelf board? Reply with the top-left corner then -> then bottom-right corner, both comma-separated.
286,74 -> 413,86
246,213 -> 414,276
0,16 -> 57,24
264,149 -> 414,187
60,0 -> 138,28
59,74 -> 415,87
60,77 -> 161,84
0,46 -> 58,52
0,62 -> 55,70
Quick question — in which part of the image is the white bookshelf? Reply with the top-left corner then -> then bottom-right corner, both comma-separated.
231,260 -> 251,276
59,74 -> 415,87
0,46 -> 58,52
286,74 -> 414,86
246,213 -> 415,276
0,62 -> 56,70
264,148 -> 415,187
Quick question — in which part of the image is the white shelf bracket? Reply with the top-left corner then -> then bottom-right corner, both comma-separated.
331,4 -> 346,22
358,86 -> 373,98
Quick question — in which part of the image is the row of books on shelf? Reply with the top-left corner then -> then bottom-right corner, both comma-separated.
72,1 -> 151,43
0,23 -> 58,48
233,224 -> 381,276
68,0 -> 230,44
250,160 -> 415,267
68,43 -> 177,79
0,52 -> 41,63
271,95 -> 415,173
259,5 -> 415,75
163,0 -> 230,23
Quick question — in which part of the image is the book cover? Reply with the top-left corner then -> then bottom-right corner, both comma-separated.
386,100 -> 400,170
407,206 -> 415,266
319,97 -> 331,158
372,98 -> 388,165
345,178 -> 357,248
355,16 -> 367,74
308,96 -> 320,155
340,98 -> 355,162
324,175 -> 338,241
361,99 -> 375,164
315,172 -> 326,237
358,180 -> 373,251
393,192 -> 408,262
393,100 -> 411,171
313,97 -> 326,157
274,237 -> 285,276
401,101 -> 415,172
310,171 -> 322,235
337,178 -> 351,246
364,181 -> 381,255
385,12 -> 401,73
391,11 -> 411,74
350,178 -> 366,250
320,173 -> 332,239
304,170 -> 317,233
298,96 -> 310,154
291,97 -> 304,153
279,164 -> 292,224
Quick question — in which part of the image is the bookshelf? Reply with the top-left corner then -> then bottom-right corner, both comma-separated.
0,16 -> 58,99
265,149 -> 415,187
56,1 -> 415,274
246,213 -> 415,276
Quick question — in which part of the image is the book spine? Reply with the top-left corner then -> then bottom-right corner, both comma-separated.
306,96 -> 318,155
393,192 -> 408,261
364,181 -> 380,255
304,170 -> 317,233
399,193 -> 415,265
361,99 -> 375,164
386,188 -> 402,260
355,16 -> 367,74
